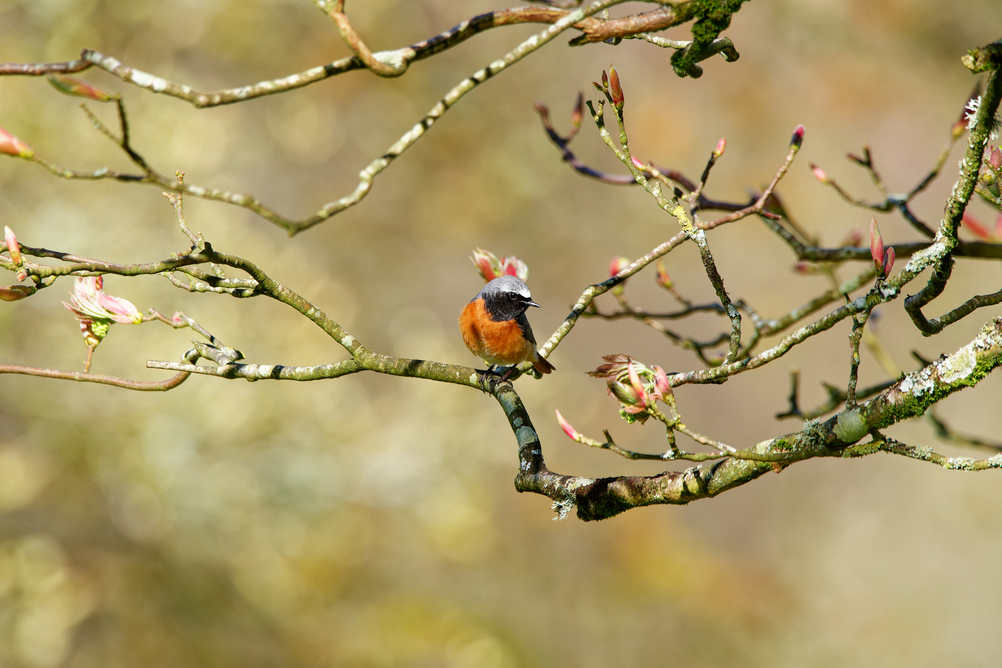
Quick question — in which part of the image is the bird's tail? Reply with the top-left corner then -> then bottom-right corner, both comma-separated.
531,352 -> 555,375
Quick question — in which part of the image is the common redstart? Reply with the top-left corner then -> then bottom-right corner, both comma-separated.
459,275 -> 555,383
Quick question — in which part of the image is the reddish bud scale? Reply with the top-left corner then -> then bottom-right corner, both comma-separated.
790,125 -> 805,150
655,259 -> 673,289
45,73 -> 116,102
0,126 -> 33,158
609,256 -> 630,279
555,410 -> 581,441
714,137 -> 726,158
989,147 -> 1002,170
571,93 -> 584,129
869,217 -> 884,271
4,226 -> 21,266
882,247 -> 896,276
608,66 -> 624,109
809,163 -> 829,184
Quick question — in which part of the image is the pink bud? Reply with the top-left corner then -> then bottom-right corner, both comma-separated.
45,73 -> 116,102
499,255 -> 529,282
627,360 -> 648,409
609,256 -> 630,278
0,126 -> 33,159
869,217 -> 884,269
655,259 -> 673,289
471,247 -> 499,282
4,226 -> 21,266
653,365 -> 672,398
608,66 -> 624,109
989,147 -> 1002,170
790,125 -> 805,150
714,137 -> 726,158
882,247 -> 896,276
631,156 -> 645,170
555,409 -> 580,440
810,163 -> 829,184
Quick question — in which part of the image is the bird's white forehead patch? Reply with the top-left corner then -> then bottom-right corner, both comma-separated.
485,275 -> 532,299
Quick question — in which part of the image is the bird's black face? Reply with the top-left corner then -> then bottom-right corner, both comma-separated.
477,276 -> 539,322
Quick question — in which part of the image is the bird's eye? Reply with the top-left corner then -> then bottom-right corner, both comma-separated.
508,292 -> 518,301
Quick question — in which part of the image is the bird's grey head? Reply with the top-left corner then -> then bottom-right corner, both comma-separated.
477,275 -> 539,322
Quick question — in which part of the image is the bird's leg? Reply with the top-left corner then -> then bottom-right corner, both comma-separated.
496,364 -> 519,383
477,364 -> 497,389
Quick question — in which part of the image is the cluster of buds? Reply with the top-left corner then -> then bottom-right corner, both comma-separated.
593,66 -> 624,112
869,217 -> 896,278
471,248 -> 529,283
62,276 -> 143,366
588,354 -> 673,424
979,145 -> 1001,200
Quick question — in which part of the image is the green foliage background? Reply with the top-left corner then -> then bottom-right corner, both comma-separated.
1,1 -> 1001,666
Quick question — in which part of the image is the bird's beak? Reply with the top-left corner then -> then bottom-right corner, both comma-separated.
528,300 -> 540,308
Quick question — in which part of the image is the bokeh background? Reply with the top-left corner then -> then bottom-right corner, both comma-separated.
1,1 -> 1001,666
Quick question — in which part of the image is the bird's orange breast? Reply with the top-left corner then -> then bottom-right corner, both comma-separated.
459,298 -> 534,366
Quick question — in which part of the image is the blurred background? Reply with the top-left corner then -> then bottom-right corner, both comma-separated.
1,1 -> 1001,666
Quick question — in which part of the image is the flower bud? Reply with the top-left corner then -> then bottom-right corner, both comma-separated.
0,285 -> 35,301
989,146 -> 1002,170
869,217 -> 885,270
571,92 -> 584,131
4,226 -> 21,266
499,255 -> 529,282
655,259 -> 673,289
609,256 -> 629,295
790,125 -> 805,151
555,409 -> 581,441
471,248 -> 500,282
608,66 -> 624,110
882,246 -> 896,276
45,73 -> 116,102
0,126 -> 34,159
714,137 -> 727,158
810,163 -> 830,184
609,256 -> 630,278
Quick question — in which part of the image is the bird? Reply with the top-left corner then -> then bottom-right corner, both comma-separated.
459,275 -> 555,384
